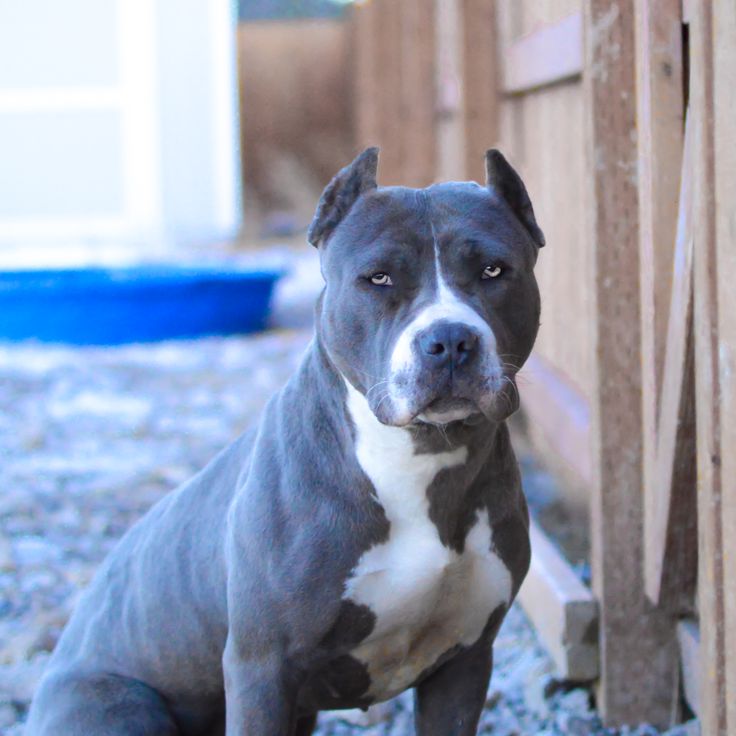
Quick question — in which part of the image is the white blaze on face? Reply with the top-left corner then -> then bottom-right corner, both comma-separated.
389,273 -> 495,375
343,381 -> 513,700
388,236 -> 501,410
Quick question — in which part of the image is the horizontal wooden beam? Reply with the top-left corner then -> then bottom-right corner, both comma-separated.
502,12 -> 583,95
518,519 -> 599,681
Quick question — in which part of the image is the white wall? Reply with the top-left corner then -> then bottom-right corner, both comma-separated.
0,0 -> 241,266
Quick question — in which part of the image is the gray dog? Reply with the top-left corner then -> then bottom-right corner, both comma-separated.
26,148 -> 544,735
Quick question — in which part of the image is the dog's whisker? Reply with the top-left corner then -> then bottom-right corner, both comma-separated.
365,380 -> 390,399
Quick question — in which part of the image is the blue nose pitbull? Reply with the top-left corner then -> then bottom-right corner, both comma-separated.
26,148 -> 545,736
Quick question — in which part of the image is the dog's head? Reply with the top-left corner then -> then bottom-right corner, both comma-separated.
309,147 -> 544,427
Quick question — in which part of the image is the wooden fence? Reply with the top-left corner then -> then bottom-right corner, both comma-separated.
238,18 -> 353,214
351,0 -> 735,731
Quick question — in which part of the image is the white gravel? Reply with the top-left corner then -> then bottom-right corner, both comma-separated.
0,332 -> 693,735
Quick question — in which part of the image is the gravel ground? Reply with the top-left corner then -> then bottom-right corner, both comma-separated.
0,331 -> 694,735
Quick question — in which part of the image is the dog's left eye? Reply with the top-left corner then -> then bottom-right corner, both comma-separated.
370,272 -> 393,286
481,265 -> 503,279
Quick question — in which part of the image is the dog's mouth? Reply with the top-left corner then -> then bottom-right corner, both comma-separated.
371,368 -> 520,428
403,371 -> 520,426
415,397 -> 481,425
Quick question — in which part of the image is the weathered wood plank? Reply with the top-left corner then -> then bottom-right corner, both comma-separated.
460,0 -> 500,183
583,0 -> 679,726
375,0 -> 403,185
645,116 -> 697,612
435,0 -> 466,181
633,0 -> 687,609
503,12 -> 583,94
712,0 -> 736,730
399,0 -> 437,187
691,2 -> 729,733
353,1 -> 381,151
518,520 -> 599,681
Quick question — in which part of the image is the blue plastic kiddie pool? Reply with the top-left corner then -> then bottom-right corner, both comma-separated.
0,265 -> 283,345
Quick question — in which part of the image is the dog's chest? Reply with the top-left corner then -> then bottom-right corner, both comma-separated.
343,387 -> 512,701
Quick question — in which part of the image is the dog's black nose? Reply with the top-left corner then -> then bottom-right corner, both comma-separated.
418,322 -> 480,367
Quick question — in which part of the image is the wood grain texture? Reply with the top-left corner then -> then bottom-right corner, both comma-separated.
691,3 -> 729,733
238,20 -> 353,204
644,116 -> 697,612
495,1 -> 525,163
710,0 -> 736,730
633,0 -> 688,611
375,0 -> 404,185
353,0 -> 405,186
435,0 -> 466,181
460,0 -> 500,183
502,12 -> 583,94
348,0 -> 736,723
495,2 -> 592,483
400,0 -> 438,187
583,0 -> 679,726
353,1 -> 380,148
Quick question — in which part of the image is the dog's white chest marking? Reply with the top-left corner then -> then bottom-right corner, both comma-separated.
344,383 -> 512,701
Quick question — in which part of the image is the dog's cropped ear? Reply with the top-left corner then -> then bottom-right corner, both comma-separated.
485,150 -> 545,248
307,147 -> 379,248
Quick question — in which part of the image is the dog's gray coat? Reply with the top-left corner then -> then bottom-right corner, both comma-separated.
26,148 -> 544,736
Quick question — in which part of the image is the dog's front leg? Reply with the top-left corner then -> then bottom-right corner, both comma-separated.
413,627 -> 497,736
223,641 -> 299,736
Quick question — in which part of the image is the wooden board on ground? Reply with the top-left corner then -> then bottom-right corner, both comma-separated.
518,520 -> 598,681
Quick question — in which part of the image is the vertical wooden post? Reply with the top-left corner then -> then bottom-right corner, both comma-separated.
495,1 -> 525,166
583,0 -> 679,726
434,0 -> 466,181
459,0 -> 500,183
352,0 -> 404,184
373,0 -> 404,184
400,0 -> 438,187
691,3 -> 729,733
712,1 -> 736,727
353,0 -> 380,148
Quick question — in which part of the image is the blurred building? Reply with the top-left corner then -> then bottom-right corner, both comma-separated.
0,0 -> 241,265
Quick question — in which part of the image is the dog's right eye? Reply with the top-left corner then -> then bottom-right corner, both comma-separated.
481,265 -> 503,279
370,273 -> 393,286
